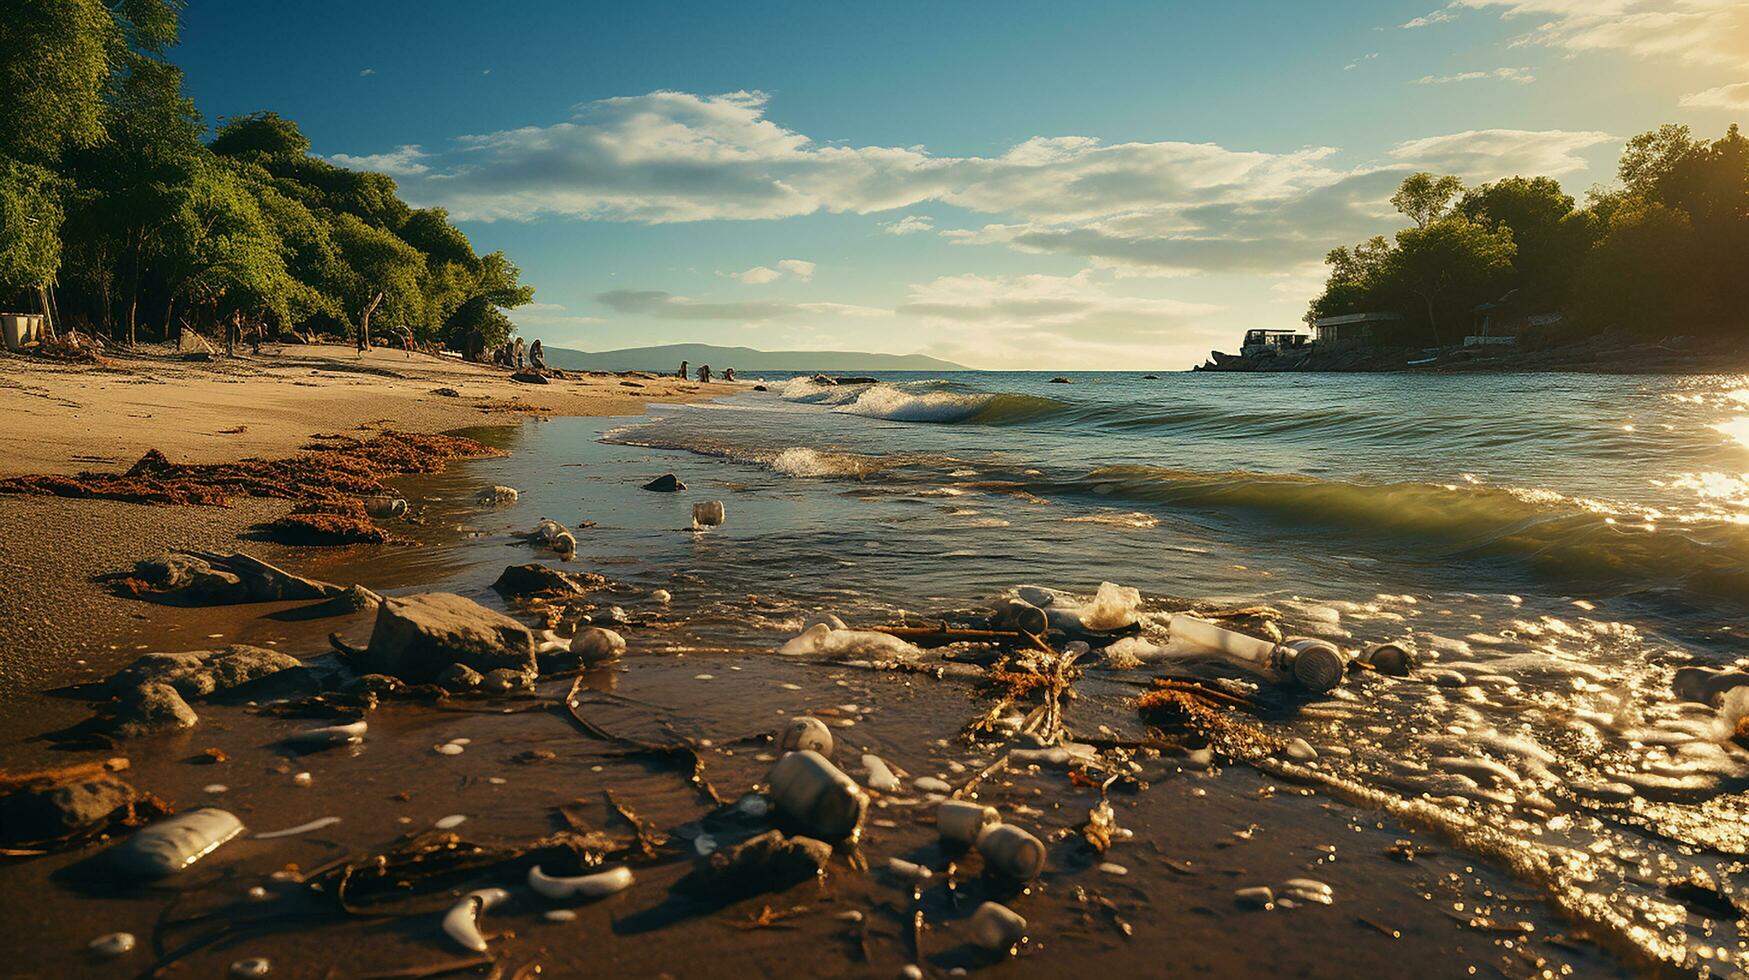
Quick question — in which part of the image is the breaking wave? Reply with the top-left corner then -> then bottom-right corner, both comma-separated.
780,376 -> 1064,425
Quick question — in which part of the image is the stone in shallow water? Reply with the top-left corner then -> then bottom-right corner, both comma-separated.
110,682 -> 199,738
354,592 -> 537,682
641,474 -> 685,492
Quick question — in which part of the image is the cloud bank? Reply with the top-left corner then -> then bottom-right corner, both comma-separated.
346,90 -> 1615,277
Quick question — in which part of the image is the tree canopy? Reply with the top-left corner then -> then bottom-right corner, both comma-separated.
1308,123 -> 1749,345
0,3 -> 531,351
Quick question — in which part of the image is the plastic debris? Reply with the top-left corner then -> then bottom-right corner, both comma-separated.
442,888 -> 510,953
969,900 -> 1027,952
975,824 -> 1047,880
88,933 -> 136,957
937,800 -> 1000,845
767,750 -> 868,841
110,808 -> 244,877
692,500 -> 726,529
527,864 -> 634,900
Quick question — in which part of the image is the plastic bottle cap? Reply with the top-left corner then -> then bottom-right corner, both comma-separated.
1291,645 -> 1346,692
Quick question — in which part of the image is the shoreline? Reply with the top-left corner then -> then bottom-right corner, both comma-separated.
0,414 -> 1641,978
0,345 -> 725,716
1194,336 -> 1749,375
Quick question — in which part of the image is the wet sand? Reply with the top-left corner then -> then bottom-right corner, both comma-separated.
0,422 -> 1637,979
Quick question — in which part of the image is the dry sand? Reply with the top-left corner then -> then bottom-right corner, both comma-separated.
0,343 -> 725,709
0,343 -> 715,476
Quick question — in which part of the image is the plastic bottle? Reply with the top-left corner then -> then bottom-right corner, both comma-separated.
767,750 -> 868,841
975,823 -> 1047,879
780,716 -> 833,756
1168,615 -> 1346,692
1355,641 -> 1418,677
937,800 -> 1000,845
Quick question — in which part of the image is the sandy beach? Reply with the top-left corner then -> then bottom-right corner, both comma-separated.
0,345 -> 719,723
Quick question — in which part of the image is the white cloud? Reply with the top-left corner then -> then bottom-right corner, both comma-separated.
1344,52 -> 1381,70
359,68 -> 376,77
334,91 -> 1617,276
328,144 -> 430,176
725,258 -> 815,284
1680,80 -> 1749,109
1413,67 -> 1537,84
1402,8 -> 1458,28
882,214 -> 935,234
1388,128 -> 1613,178
1455,0 -> 1749,71
732,266 -> 781,284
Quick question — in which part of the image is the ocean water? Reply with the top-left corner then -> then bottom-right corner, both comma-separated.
373,369 -> 1749,971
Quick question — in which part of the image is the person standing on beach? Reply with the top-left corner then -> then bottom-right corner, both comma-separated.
677,360 -> 688,379
528,338 -> 545,369
697,364 -> 712,383
513,336 -> 526,369
723,367 -> 734,382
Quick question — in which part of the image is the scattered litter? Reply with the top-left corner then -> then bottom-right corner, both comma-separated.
442,888 -> 510,953
768,750 -> 868,841
528,864 -> 634,900
692,500 -> 726,529
937,800 -> 999,845
976,823 -> 1047,880
110,808 -> 244,877
969,901 -> 1027,952
88,933 -> 135,957
283,720 -> 366,750
254,816 -> 342,840
779,717 -> 833,756
1235,886 -> 1274,909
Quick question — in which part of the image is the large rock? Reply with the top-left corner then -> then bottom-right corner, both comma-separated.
111,682 -> 199,737
491,563 -> 604,599
130,551 -> 344,605
0,772 -> 138,846
354,593 -> 537,682
106,645 -> 302,699
641,474 -> 685,492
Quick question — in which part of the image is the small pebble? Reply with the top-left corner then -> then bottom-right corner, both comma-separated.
488,776 -> 507,785
203,783 -> 229,794
230,958 -> 271,977
1284,738 -> 1317,761
694,674 -> 715,680
88,932 -> 135,957
695,834 -> 719,856
434,743 -> 464,756
435,814 -> 468,829
912,776 -> 953,794
834,910 -> 865,922
291,772 -> 312,787
901,966 -> 923,980
544,909 -> 578,922
450,738 -> 471,746
1184,747 -> 1213,769
1098,862 -> 1129,876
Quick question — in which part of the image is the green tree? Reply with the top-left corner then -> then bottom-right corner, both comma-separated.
0,159 -> 65,300
1391,172 -> 1465,228
0,0 -> 122,166
208,111 -> 312,163
328,212 -> 423,349
1573,201 -> 1701,335
1389,215 -> 1516,345
1617,123 -> 1700,200
1457,175 -> 1592,303
1306,235 -> 1394,323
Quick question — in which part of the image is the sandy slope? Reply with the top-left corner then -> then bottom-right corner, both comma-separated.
0,342 -> 718,476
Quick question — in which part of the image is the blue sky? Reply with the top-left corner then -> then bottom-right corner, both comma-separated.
176,1 -> 1749,368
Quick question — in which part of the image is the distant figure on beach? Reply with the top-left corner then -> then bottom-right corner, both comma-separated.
723,367 -> 734,382
528,338 -> 545,369
224,310 -> 240,356
677,360 -> 688,379
697,364 -> 712,383
400,326 -> 414,358
513,336 -> 526,369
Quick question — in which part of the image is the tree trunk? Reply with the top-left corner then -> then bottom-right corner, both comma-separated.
358,291 -> 384,351
165,296 -> 176,345
1424,295 -> 1442,347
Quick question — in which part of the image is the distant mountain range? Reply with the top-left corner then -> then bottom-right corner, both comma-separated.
541,343 -> 967,373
